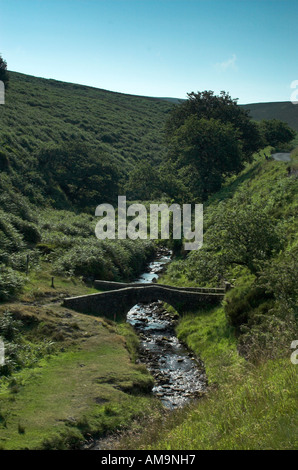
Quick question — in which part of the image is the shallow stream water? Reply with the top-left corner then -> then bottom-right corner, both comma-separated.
87,248 -> 207,449
127,248 -> 207,409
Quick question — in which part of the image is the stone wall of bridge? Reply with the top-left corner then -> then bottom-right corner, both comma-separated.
94,280 -> 226,294
63,284 -> 225,318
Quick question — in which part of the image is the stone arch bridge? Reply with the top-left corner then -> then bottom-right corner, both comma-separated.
63,280 -> 228,319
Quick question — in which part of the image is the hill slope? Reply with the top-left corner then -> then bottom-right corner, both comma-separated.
242,101 -> 298,132
2,72 -> 171,168
160,97 -> 298,132
0,72 -> 172,207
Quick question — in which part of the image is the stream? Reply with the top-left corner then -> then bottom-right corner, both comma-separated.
87,248 -> 207,449
127,247 -> 207,409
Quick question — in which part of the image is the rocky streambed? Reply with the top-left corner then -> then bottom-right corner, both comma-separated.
86,248 -> 207,449
127,248 -> 207,409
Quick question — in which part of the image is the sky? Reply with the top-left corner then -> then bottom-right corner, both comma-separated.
0,0 -> 297,104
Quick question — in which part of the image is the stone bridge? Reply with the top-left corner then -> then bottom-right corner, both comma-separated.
63,281 -> 228,319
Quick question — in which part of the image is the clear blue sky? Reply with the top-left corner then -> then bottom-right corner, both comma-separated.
0,0 -> 297,103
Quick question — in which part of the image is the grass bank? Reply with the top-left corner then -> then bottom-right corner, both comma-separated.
0,273 -> 159,450
113,305 -> 297,450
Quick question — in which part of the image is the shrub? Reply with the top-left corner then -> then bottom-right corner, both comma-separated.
224,274 -> 274,329
10,215 -> 41,244
0,267 -> 25,301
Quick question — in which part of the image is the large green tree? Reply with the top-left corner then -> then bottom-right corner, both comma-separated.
168,116 -> 243,199
164,91 -> 262,200
125,161 -> 161,200
165,91 -> 262,159
185,198 -> 283,286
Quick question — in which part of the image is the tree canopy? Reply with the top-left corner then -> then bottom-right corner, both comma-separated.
258,119 -> 295,148
164,91 -> 262,200
165,91 -> 262,159
168,116 -> 243,199
38,141 -> 120,209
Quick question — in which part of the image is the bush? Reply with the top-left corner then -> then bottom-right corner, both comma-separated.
52,238 -> 155,281
224,275 -> 274,329
0,211 -> 25,254
10,215 -> 41,244
0,267 -> 25,301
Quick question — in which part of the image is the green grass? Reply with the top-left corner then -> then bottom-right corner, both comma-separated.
0,72 -> 172,206
113,305 -> 297,450
0,300 -> 157,450
133,358 -> 298,450
176,306 -> 244,384
290,146 -> 298,171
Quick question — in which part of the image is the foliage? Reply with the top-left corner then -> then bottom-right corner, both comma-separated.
224,279 -> 274,329
52,238 -> 155,281
0,311 -> 22,342
0,311 -> 24,375
0,267 -> 24,301
125,161 -> 162,200
0,71 -> 171,207
258,247 -> 298,321
38,140 -> 120,208
163,153 -> 298,364
167,116 -> 244,199
38,209 -> 155,281
258,119 -> 296,148
206,198 -> 283,274
164,91 -> 263,200
165,90 -> 262,158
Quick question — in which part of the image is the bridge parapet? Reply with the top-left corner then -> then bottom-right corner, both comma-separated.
63,284 -> 225,319
94,280 -> 226,294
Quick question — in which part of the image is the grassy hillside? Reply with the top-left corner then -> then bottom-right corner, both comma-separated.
3,71 -> 171,168
0,72 -> 172,208
0,72 -> 166,304
241,101 -> 298,132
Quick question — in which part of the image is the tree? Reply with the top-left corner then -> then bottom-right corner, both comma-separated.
167,116 -> 243,199
38,141 -> 120,208
165,91 -> 262,159
164,91 -> 262,201
0,55 -> 9,89
185,197 -> 284,285
212,204 -> 283,274
125,161 -> 162,200
258,119 -> 295,148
